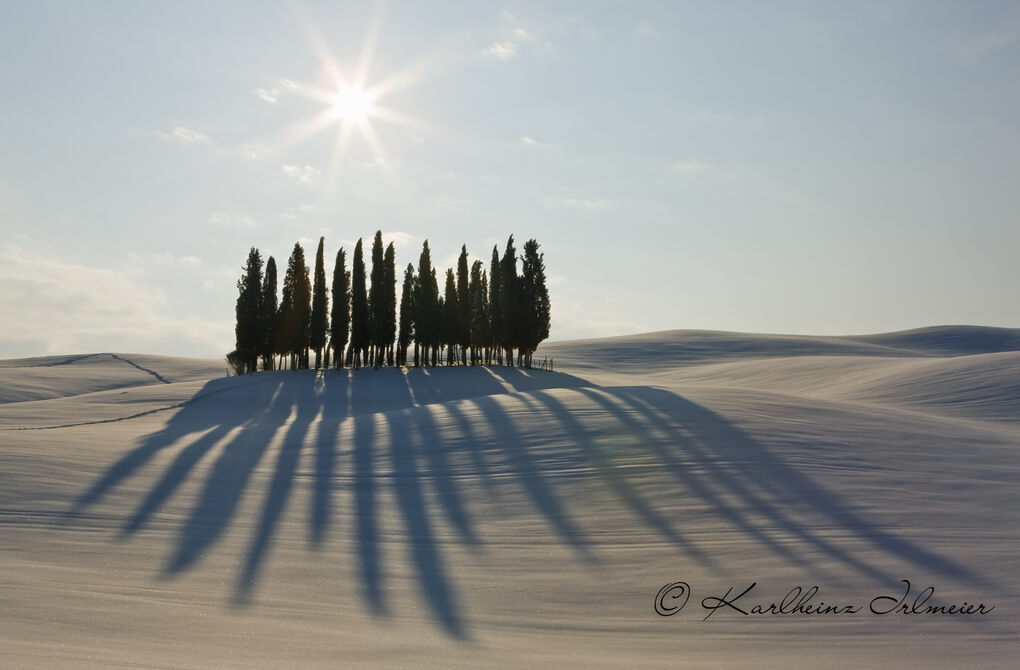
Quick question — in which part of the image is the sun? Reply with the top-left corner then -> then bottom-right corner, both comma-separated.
277,19 -> 430,176
330,85 -> 375,123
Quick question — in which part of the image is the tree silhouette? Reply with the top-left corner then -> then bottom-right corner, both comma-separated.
383,241 -> 397,367
397,263 -> 415,366
469,260 -> 489,366
499,236 -> 520,365
414,241 -> 440,366
258,256 -> 278,371
443,268 -> 459,365
519,239 -> 551,368
234,247 -> 263,374
349,239 -> 368,367
329,247 -> 350,369
309,237 -> 329,369
230,233 -> 551,370
489,246 -> 504,366
456,245 -> 470,365
277,243 -> 311,369
368,231 -> 385,367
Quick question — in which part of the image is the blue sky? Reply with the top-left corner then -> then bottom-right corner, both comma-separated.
1,1 -> 1018,358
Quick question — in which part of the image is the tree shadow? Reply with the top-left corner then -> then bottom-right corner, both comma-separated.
66,366 -> 992,639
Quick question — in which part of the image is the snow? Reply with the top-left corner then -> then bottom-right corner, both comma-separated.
0,329 -> 1017,668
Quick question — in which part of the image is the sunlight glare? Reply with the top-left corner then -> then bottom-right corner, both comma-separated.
331,85 -> 375,123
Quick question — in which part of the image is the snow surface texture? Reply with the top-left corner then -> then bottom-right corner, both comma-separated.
0,328 -> 1017,668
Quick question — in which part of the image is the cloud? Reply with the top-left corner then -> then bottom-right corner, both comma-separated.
281,202 -> 316,220
281,78 -> 300,90
557,16 -> 599,40
253,87 -> 280,103
127,252 -> 202,266
281,164 -> 321,184
956,23 -> 1020,61
484,41 -> 518,59
634,20 -> 656,37
542,275 -> 653,342
671,158 -> 730,178
542,196 -> 610,211
484,12 -> 540,60
433,193 -> 471,211
240,142 -> 271,159
159,126 -> 211,143
520,135 -> 552,148
0,244 -> 230,358
208,212 -> 256,229
337,231 -> 416,252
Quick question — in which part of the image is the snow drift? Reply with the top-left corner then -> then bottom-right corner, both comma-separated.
1,327 -> 1017,668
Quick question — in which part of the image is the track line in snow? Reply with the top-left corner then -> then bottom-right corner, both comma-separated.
108,354 -> 172,384
1,402 -> 188,431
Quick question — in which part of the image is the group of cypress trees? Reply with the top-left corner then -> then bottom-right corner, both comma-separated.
230,232 -> 550,374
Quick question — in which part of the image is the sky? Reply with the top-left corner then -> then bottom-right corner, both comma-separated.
1,1 -> 1018,359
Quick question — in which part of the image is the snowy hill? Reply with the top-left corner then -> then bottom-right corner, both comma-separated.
1,327 -> 1017,668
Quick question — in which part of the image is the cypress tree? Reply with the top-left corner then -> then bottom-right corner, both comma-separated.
367,230 -> 385,367
349,238 -> 369,367
284,242 -> 312,369
489,245 -> 503,365
499,235 -> 520,365
443,268 -> 459,365
397,263 -> 415,366
276,264 -> 294,370
234,247 -> 263,374
456,245 -> 470,365
258,256 -> 278,371
383,242 -> 396,366
329,247 -> 350,368
413,241 -> 439,365
428,271 -> 439,364
519,239 -> 551,368
480,269 -> 490,364
309,236 -> 329,369
277,243 -> 309,369
469,260 -> 488,366
296,244 -> 313,369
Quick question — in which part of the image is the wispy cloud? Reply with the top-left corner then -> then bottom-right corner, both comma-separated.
542,196 -> 610,211
281,202 -> 316,220
337,231 -> 416,252
483,11 -> 540,60
544,274 -> 652,341
159,126 -> 211,143
484,41 -> 518,59
520,135 -> 552,148
281,164 -> 321,184
253,87 -> 280,104
433,193 -> 471,211
956,23 -> 1020,61
128,251 -> 202,266
671,158 -> 729,178
634,20 -> 656,37
240,142 -> 271,159
0,244 -> 229,358
208,212 -> 256,229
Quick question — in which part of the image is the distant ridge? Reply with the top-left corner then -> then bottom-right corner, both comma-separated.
539,325 -> 1020,369
847,325 -> 1020,357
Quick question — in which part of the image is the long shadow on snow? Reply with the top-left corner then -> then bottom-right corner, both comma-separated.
66,365 -> 987,638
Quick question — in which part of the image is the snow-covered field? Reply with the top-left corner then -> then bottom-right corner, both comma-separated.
1,327 -> 1017,668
